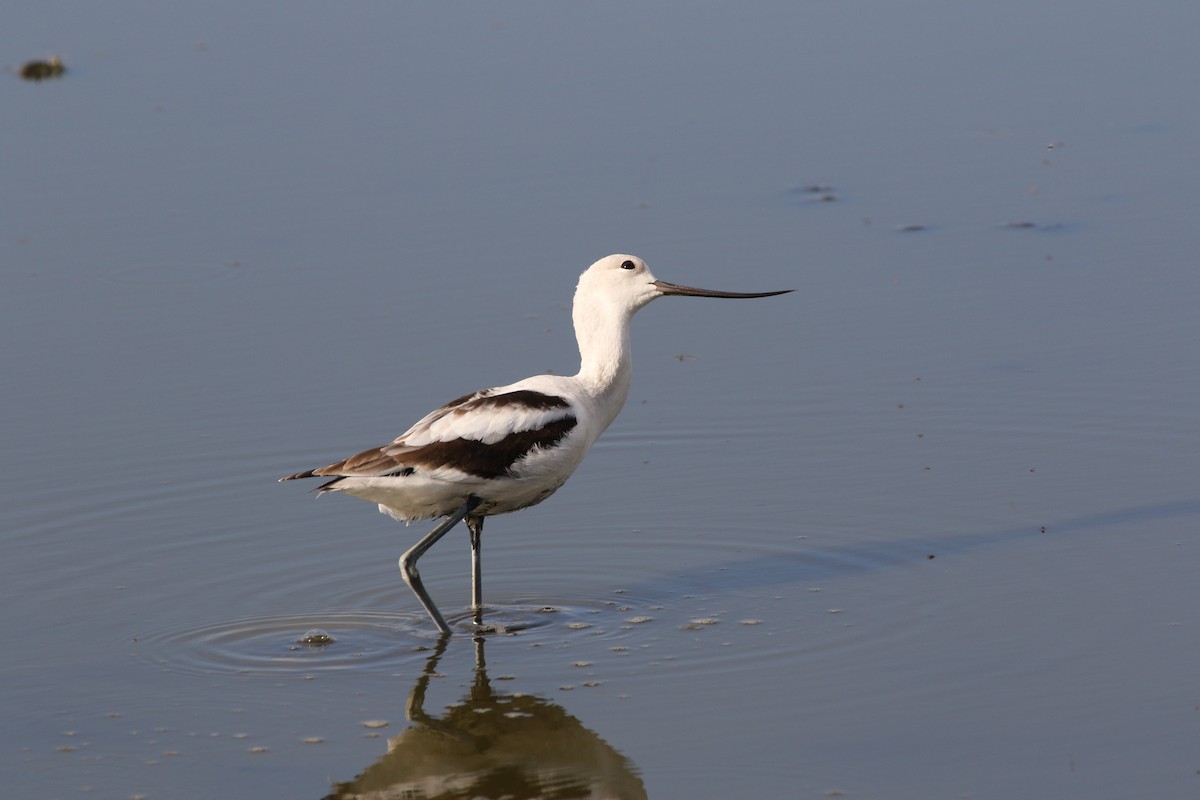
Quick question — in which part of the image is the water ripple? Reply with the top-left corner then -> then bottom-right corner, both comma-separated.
131,591 -> 668,676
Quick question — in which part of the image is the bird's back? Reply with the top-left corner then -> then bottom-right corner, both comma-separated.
280,374 -> 605,521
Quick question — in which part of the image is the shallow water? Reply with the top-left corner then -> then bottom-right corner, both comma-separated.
4,2 -> 1200,798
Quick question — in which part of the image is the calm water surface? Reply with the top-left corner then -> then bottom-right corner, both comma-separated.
3,2 -> 1199,798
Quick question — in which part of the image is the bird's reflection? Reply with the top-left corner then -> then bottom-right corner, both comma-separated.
323,635 -> 647,800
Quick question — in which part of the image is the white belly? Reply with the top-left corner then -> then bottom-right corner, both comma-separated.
329,426 -> 590,523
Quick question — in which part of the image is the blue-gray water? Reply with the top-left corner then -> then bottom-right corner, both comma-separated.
4,2 -> 1199,798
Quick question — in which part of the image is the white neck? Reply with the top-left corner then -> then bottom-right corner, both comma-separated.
572,294 -> 635,433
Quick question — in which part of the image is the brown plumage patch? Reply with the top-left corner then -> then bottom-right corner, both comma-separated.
279,389 -> 576,484
450,390 -> 571,414
312,415 -> 578,482
440,388 -> 489,410
405,415 -> 578,478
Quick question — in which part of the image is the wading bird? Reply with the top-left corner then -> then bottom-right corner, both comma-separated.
280,254 -> 791,634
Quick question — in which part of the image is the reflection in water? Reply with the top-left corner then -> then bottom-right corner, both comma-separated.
324,636 -> 647,800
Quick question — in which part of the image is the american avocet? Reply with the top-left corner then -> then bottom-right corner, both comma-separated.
280,254 -> 791,634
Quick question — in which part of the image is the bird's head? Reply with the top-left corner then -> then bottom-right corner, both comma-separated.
575,254 -> 793,316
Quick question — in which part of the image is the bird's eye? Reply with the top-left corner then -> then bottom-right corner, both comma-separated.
620,260 -> 636,270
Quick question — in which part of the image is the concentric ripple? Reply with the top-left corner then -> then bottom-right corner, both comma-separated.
133,595 -> 663,676
134,610 -> 433,675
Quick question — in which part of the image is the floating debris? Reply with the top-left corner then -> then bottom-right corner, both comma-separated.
297,628 -> 334,646
787,184 -> 838,203
20,57 -> 65,81
360,720 -> 389,729
681,617 -> 720,630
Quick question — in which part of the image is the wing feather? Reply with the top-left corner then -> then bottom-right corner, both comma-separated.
281,388 -> 578,483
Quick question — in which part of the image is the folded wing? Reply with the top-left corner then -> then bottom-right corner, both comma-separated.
279,388 -> 579,486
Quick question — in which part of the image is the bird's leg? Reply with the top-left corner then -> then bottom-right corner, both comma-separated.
399,496 -> 482,634
466,515 -> 485,616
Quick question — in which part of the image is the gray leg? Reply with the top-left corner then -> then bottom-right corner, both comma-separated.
467,515 -> 484,612
399,496 -> 482,634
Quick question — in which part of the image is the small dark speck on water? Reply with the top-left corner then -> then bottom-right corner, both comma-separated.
927,554 -> 935,560
788,184 -> 838,203
1006,221 -> 1038,229
297,629 -> 334,646
20,57 -> 65,81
